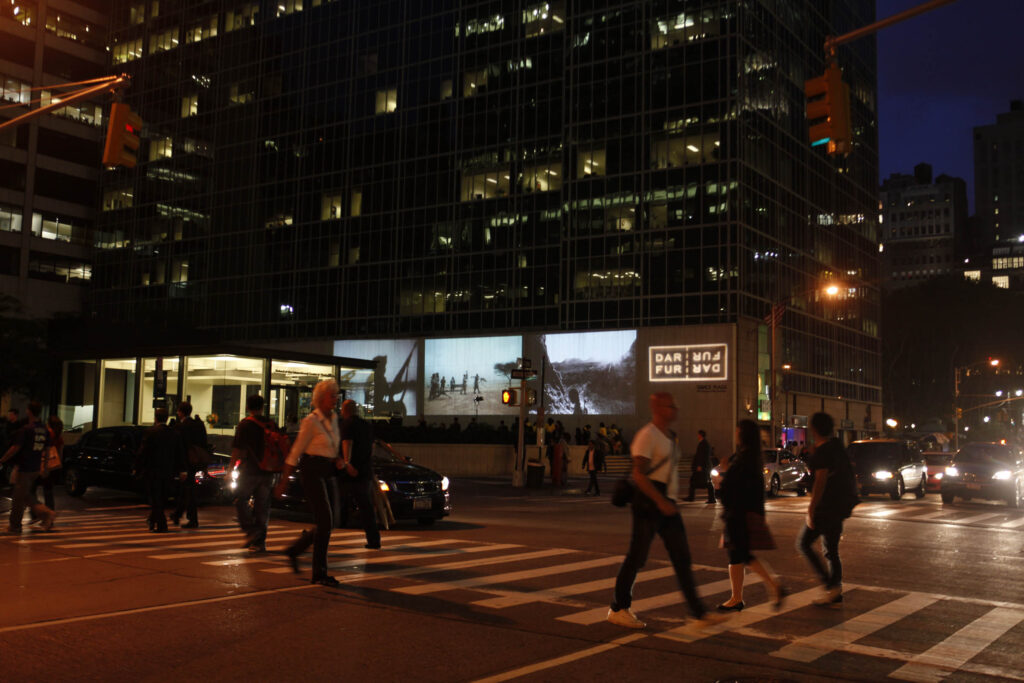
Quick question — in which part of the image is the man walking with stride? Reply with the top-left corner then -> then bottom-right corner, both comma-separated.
607,392 -> 722,629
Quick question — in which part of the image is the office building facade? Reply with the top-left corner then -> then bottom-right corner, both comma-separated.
975,100 -> 1024,250
0,0 -> 107,318
92,0 -> 882,441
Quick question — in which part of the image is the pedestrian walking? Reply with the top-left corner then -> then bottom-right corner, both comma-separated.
337,399 -> 381,549
276,379 -> 342,586
136,407 -> 186,533
606,392 -> 723,630
172,401 -> 207,529
582,439 -> 601,496
798,411 -> 857,607
685,429 -> 716,503
231,394 -> 278,553
1,401 -> 56,533
31,415 -> 63,517
716,419 -> 785,611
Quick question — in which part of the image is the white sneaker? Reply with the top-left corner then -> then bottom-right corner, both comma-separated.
606,607 -> 646,629
812,586 -> 843,607
692,612 -> 728,629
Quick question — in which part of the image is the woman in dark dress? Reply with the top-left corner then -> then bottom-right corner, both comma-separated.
717,419 -> 784,611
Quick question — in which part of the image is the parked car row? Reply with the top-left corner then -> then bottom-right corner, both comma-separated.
59,426 -> 453,524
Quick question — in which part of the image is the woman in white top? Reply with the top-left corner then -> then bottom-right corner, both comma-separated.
274,379 -> 341,586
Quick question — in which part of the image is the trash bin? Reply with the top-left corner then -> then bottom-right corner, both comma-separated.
526,461 -> 545,488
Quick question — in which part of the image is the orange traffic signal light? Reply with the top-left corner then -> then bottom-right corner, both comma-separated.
804,63 -> 851,156
501,388 -> 518,406
102,102 -> 142,168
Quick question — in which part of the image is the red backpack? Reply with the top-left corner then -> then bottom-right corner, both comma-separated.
244,417 -> 289,473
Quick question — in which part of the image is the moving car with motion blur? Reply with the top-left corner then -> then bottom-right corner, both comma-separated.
922,451 -> 952,493
762,448 -> 810,497
941,442 -> 1023,507
846,439 -> 927,500
62,426 -> 231,499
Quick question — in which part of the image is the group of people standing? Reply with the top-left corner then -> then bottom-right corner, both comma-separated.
135,401 -> 208,532
607,393 -> 854,629
1,402 -> 61,533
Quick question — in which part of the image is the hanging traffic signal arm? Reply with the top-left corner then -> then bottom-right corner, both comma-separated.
102,102 -> 143,168
0,74 -> 130,133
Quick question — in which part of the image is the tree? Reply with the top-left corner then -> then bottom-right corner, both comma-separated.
0,295 -> 52,400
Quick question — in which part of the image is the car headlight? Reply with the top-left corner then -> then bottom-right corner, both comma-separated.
873,470 -> 893,480
993,470 -> 1012,481
934,472 -> 943,480
441,476 -> 450,491
231,469 -> 240,481
379,480 -> 390,492
945,466 -> 959,477
710,468 -> 719,477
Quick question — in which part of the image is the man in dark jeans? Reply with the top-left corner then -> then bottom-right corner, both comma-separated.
231,394 -> 276,553
337,399 -> 380,549
607,393 -> 722,630
172,401 -> 208,528
685,429 -> 716,503
798,411 -> 851,607
138,407 -> 186,533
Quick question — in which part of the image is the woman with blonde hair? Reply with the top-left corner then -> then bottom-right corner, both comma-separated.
274,379 -> 342,586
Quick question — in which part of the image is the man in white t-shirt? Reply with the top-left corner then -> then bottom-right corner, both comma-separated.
607,392 -> 722,629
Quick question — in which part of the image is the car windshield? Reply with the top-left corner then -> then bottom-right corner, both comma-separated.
955,444 -> 1015,465
924,453 -> 950,466
847,442 -> 901,464
372,444 -> 406,464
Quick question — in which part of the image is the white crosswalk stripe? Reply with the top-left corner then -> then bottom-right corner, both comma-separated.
396,555 -> 623,596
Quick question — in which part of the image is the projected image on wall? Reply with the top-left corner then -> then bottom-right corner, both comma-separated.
424,336 -> 522,416
541,330 -> 637,415
334,339 -> 420,417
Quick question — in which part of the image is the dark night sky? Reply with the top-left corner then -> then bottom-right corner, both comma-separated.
876,0 -> 1024,213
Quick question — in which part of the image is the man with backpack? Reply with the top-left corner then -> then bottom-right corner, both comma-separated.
799,411 -> 858,607
231,394 -> 287,553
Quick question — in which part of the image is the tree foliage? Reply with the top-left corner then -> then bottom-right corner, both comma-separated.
0,295 -> 51,399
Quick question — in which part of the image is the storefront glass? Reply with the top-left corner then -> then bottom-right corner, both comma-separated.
98,358 -> 138,427
339,367 -> 374,414
59,360 -> 97,431
268,360 -> 335,430
139,357 -> 181,424
183,355 -> 265,435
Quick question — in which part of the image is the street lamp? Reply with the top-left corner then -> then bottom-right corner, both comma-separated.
954,357 -> 1000,450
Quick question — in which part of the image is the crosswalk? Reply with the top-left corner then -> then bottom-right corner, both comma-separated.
4,509 -> 1023,682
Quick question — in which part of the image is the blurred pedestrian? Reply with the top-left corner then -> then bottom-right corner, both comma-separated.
276,379 -> 341,586
717,420 -> 784,611
685,430 -> 716,503
582,439 -> 601,496
798,412 -> 856,607
1,401 -> 55,533
232,394 -> 278,553
172,401 -> 207,529
337,399 -> 381,549
32,415 -> 64,516
607,393 -> 723,630
137,407 -> 186,533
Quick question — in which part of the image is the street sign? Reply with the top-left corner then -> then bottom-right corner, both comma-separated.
520,358 -> 532,370
154,370 -> 167,398
510,368 -> 536,380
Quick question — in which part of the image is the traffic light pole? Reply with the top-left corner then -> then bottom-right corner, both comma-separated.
0,75 -> 129,132
822,0 -> 960,58
513,377 -> 527,487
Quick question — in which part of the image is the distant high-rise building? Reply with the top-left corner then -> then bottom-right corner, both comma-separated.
974,100 -> 1024,249
0,0 -> 108,318
879,163 -> 967,288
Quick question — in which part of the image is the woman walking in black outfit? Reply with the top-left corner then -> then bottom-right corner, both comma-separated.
717,419 -> 784,611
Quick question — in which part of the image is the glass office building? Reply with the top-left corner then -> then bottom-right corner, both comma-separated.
92,1 -> 882,435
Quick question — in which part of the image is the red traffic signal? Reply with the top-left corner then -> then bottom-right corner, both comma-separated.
501,388 -> 518,406
102,102 -> 142,168
804,62 -> 851,156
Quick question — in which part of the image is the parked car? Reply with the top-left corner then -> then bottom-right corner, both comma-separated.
256,447 -> 451,525
922,451 -> 952,493
62,425 -> 231,499
762,448 -> 810,497
941,442 -> 1023,507
846,439 -> 927,500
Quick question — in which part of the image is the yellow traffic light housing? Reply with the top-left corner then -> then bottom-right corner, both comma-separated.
526,388 -> 537,406
501,388 -> 518,406
102,102 -> 142,168
804,62 -> 851,156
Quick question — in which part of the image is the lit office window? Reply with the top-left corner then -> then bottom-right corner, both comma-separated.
523,2 -> 564,38
521,163 -> 562,192
184,16 -> 218,44
651,133 -> 720,168
375,88 -> 397,114
463,69 -> 487,96
277,0 -> 303,17
149,137 -> 173,161
0,204 -> 22,233
461,170 -> 510,200
171,258 -> 188,283
229,83 -> 254,105
102,188 -> 134,211
1,75 -> 31,105
993,275 -> 1010,289
322,194 -> 342,219
148,27 -> 179,54
111,38 -> 143,64
650,8 -> 721,49
440,79 -> 453,100
226,3 -> 259,31
351,189 -> 362,216
181,93 -> 198,117
577,147 -> 606,177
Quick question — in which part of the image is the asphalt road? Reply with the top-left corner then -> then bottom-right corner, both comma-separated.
2,476 -> 1023,682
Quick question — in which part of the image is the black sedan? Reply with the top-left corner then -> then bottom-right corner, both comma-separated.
259,448 -> 451,525
62,426 -> 231,499
941,442 -> 1023,507
846,439 -> 927,500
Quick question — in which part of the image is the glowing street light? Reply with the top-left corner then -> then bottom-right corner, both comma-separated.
825,284 -> 840,297
996,390 -> 1004,397
885,418 -> 898,428
983,416 -> 991,423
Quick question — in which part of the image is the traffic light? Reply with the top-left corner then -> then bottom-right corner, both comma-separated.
526,388 -> 537,406
501,388 -> 518,406
102,102 -> 142,168
804,62 -> 851,156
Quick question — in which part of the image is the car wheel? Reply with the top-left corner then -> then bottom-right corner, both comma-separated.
64,467 -> 87,497
796,486 -> 807,496
1009,479 -> 1022,508
417,517 -> 436,526
769,475 -> 781,498
890,476 -> 905,500
914,475 -> 926,499
941,491 -> 955,505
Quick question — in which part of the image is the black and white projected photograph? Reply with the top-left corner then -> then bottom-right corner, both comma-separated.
333,339 -> 420,416
541,330 -> 636,415
424,335 -> 522,415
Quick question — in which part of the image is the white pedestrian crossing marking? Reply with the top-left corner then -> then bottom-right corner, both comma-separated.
769,593 -> 937,662
396,555 -> 623,596
656,586 -> 821,644
949,512 -> 1005,525
259,538 -> 481,574
1000,516 -> 1024,528
474,565 -> 679,609
888,607 -> 1024,682
343,548 -> 570,581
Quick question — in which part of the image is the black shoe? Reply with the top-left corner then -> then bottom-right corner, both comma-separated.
152,526 -> 168,533
364,543 -> 381,550
773,585 -> 789,611
181,521 -> 199,529
682,497 -> 696,502
169,516 -> 181,526
717,601 -> 744,612
705,499 -> 717,504
311,575 -> 340,587
285,549 -> 300,574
